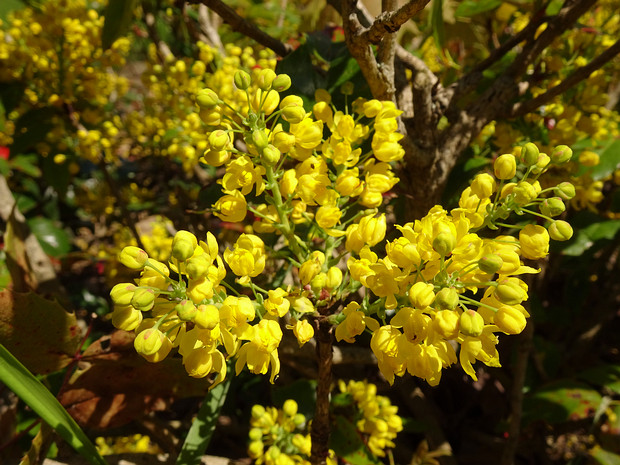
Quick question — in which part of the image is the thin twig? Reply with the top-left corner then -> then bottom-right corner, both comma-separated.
187,0 -> 293,57
361,0 -> 430,45
507,38 -> 620,117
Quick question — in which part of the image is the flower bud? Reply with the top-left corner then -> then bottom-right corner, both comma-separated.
134,328 -> 165,356
252,129 -> 269,150
272,74 -> 292,92
281,105 -> 306,124
550,144 -> 573,164
433,231 -> 457,256
433,309 -> 460,339
186,254 -> 211,280
257,68 -> 277,90
172,230 -> 198,262
326,266 -> 343,289
208,130 -> 229,151
478,254 -> 504,274
513,181 -> 538,205
539,197 -> 565,217
249,428 -> 263,442
283,399 -> 298,416
555,182 -> 576,200
340,81 -> 354,95
470,173 -> 496,198
111,305 -> 143,331
519,224 -> 549,260
252,89 -> 280,115
131,287 -> 156,311
199,108 -> 221,126
194,304 -> 220,330
196,88 -> 219,109
261,144 -> 281,165
234,70 -> 251,90
248,441 -> 263,459
175,300 -> 198,321
531,152 -> 551,174
548,220 -> 573,241
110,283 -> 136,306
495,279 -> 527,305
495,305 -> 527,334
310,272 -> 327,290
291,319 -> 314,346
119,246 -> 148,269
494,154 -> 517,180
434,287 -> 459,310
363,99 -> 382,118
299,251 -> 325,285
290,296 -> 314,314
460,310 -> 484,337
408,282 -> 435,308
520,142 -> 539,166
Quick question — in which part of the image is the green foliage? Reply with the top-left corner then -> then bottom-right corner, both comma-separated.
101,0 -> 137,50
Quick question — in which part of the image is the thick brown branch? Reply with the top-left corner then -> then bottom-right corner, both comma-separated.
362,0 -> 430,45
507,38 -> 620,118
187,0 -> 293,57
310,319 -> 333,465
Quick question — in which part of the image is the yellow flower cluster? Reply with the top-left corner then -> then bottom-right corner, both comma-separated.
248,401 -> 336,465
338,380 -> 403,457
0,0 -> 130,153
340,142 -> 575,385
95,434 -> 161,456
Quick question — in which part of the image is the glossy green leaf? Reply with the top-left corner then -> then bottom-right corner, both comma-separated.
456,0 -> 502,17
175,374 -> 231,465
0,0 -> 24,20
10,154 -> 41,178
330,415 -> 381,465
561,220 -> 620,256
522,380 -> 602,425
590,139 -> 620,181
0,343 -> 108,465
27,216 -> 72,257
101,0 -> 136,50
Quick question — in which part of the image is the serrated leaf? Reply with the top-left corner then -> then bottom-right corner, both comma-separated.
175,368 -> 231,465
101,0 -> 136,50
27,216 -> 71,257
0,290 -> 81,374
561,220 -> 620,256
455,0 -> 502,17
523,380 -> 602,425
0,343 -> 108,465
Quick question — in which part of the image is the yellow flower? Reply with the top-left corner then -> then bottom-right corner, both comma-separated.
214,190 -> 247,223
264,288 -> 290,317
235,319 -> 283,382
224,234 -> 266,281
287,319 -> 314,347
519,224 -> 549,259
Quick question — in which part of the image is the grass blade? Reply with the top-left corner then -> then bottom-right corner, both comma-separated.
0,343 -> 108,465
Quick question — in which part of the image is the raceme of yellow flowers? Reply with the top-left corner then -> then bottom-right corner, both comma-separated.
246,381 -> 402,465
110,69 -> 576,389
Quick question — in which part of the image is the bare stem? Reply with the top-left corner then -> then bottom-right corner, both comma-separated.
310,317 -> 333,465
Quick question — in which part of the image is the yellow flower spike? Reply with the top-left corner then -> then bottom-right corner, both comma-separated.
290,117 -> 324,150
224,234 -> 266,279
494,154 -> 517,179
391,307 -> 431,342
548,220 -> 574,241
111,305 -> 143,331
288,320 -> 314,347
221,155 -> 265,196
264,288 -> 290,317
495,305 -> 527,334
119,246 -> 148,269
213,190 -> 247,223
407,282 -> 435,308
110,283 -> 137,306
172,230 -> 198,262
235,319 -> 283,382
459,310 -> 485,337
134,328 -> 165,356
519,224 -> 549,260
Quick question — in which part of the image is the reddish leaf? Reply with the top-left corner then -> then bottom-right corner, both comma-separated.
0,290 -> 81,374
59,331 -> 210,429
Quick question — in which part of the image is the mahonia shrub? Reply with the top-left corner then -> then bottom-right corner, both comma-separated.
110,69 -> 576,387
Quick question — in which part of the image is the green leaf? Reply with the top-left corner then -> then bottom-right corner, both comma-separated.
273,379 -> 317,418
10,153 -> 41,178
0,343 -> 108,465
561,220 -> 620,256
578,364 -> 620,395
101,0 -> 136,50
522,380 -> 602,425
590,139 -> 620,181
10,107 -> 57,155
455,0 -> 502,17
27,217 -> 72,257
590,446 -> 620,465
429,0 -> 446,49
175,373 -> 231,465
330,415 -> 382,465
0,0 -> 24,21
